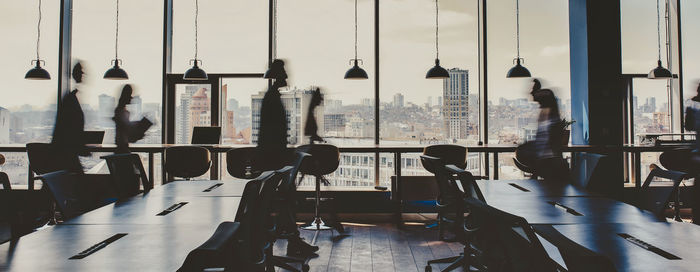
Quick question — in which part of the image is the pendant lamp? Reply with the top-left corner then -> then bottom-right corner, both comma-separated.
506,0 -> 531,78
345,0 -> 368,80
25,0 -> 50,80
104,0 -> 128,80
184,0 -> 208,80
648,0 -> 672,79
426,0 -> 449,79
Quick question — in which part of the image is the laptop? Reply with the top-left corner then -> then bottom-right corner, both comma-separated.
83,131 -> 105,144
191,126 -> 221,145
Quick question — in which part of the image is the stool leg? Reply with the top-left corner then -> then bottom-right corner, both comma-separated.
303,175 -> 331,230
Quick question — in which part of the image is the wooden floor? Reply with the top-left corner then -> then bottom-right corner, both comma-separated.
275,223 -> 466,272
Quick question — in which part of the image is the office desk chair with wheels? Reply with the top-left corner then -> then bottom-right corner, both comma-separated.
297,144 -> 343,233
637,167 -> 687,222
165,146 -> 212,181
421,155 -> 485,272
226,147 -> 265,179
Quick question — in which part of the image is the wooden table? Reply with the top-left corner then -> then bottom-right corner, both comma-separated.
483,195 -> 663,224
0,224 -> 225,271
475,179 -> 595,197
539,222 -> 700,272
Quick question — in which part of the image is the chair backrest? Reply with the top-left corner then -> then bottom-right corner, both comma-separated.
533,225 -> 617,272
0,172 -> 11,191
26,143 -> 62,175
40,170 -> 91,220
165,146 -> 212,179
444,165 -> 485,202
420,155 -> 464,205
421,144 -> 467,173
233,171 -> 280,269
101,153 -> 152,199
297,144 -> 340,176
226,147 -> 266,179
464,197 -> 557,272
178,221 -> 240,271
570,152 -> 617,196
278,151 -> 310,194
637,167 -> 686,220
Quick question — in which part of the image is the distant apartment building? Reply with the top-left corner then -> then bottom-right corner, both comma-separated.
324,113 -> 346,135
442,68 -> 469,140
393,93 -> 404,108
251,88 -> 322,145
0,107 -> 10,144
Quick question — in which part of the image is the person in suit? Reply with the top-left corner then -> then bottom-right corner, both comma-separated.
51,62 -> 88,173
304,88 -> 324,144
258,59 -> 289,169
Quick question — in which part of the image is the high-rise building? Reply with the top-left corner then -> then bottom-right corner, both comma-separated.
251,88 -> 322,145
393,93 -> 404,108
98,94 -> 115,127
442,68 -> 469,139
0,107 -> 10,144
221,85 -> 236,140
361,98 -> 373,107
176,85 -> 202,143
437,96 -> 443,108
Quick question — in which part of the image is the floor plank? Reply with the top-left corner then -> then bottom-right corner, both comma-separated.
327,226 -> 353,272
388,226 -> 419,272
350,226 -> 373,272
370,225 -> 394,272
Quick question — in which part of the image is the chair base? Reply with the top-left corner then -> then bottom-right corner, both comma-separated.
302,217 -> 334,231
426,254 -> 464,272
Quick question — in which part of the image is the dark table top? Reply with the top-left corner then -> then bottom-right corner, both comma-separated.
64,195 -> 240,225
539,222 -> 700,272
476,179 -> 596,197
0,223 -> 226,271
483,196 -> 663,224
148,179 -> 249,197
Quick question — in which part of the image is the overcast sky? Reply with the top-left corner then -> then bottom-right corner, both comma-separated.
1,0 -> 698,111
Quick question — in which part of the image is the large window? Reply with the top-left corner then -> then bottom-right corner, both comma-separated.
487,0 -> 571,179
172,0 -> 268,74
380,0 -> 481,179
0,0 -> 60,186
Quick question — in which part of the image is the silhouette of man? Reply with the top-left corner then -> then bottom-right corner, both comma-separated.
51,62 -> 88,173
257,59 -> 289,169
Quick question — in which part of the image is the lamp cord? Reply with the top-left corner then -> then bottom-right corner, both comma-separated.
435,0 -> 439,59
516,0 -> 521,58
354,0 -> 358,60
656,0 -> 661,62
272,0 -> 277,60
194,0 -> 199,60
36,0 -> 42,61
114,0 -> 119,60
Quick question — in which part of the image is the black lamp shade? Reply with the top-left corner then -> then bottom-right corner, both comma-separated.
25,61 -> 50,80
263,68 -> 276,79
104,60 -> 128,80
344,60 -> 368,80
426,59 -> 449,79
184,60 -> 208,80
507,58 -> 531,78
648,60 -> 672,79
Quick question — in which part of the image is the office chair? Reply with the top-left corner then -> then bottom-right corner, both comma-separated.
269,152 -> 314,272
421,155 -> 485,272
423,144 -> 468,170
233,171 -> 278,271
533,225 -> 618,272
463,197 -> 557,272
513,142 -> 538,178
637,167 -> 686,221
226,147 -> 266,179
178,222 -> 241,271
165,146 -> 212,180
26,143 -> 63,189
40,170 -> 100,221
297,144 -> 343,233
101,153 -> 153,199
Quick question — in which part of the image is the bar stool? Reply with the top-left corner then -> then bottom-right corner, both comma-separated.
165,146 -> 211,181
297,144 -> 341,232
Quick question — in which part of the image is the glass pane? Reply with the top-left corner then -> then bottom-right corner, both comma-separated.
632,79 -> 672,143
72,0 -> 163,145
681,0 -> 700,102
0,1 -> 61,186
175,84 -> 212,144
487,0 -> 571,150
380,0 -> 480,146
172,0 -> 268,73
